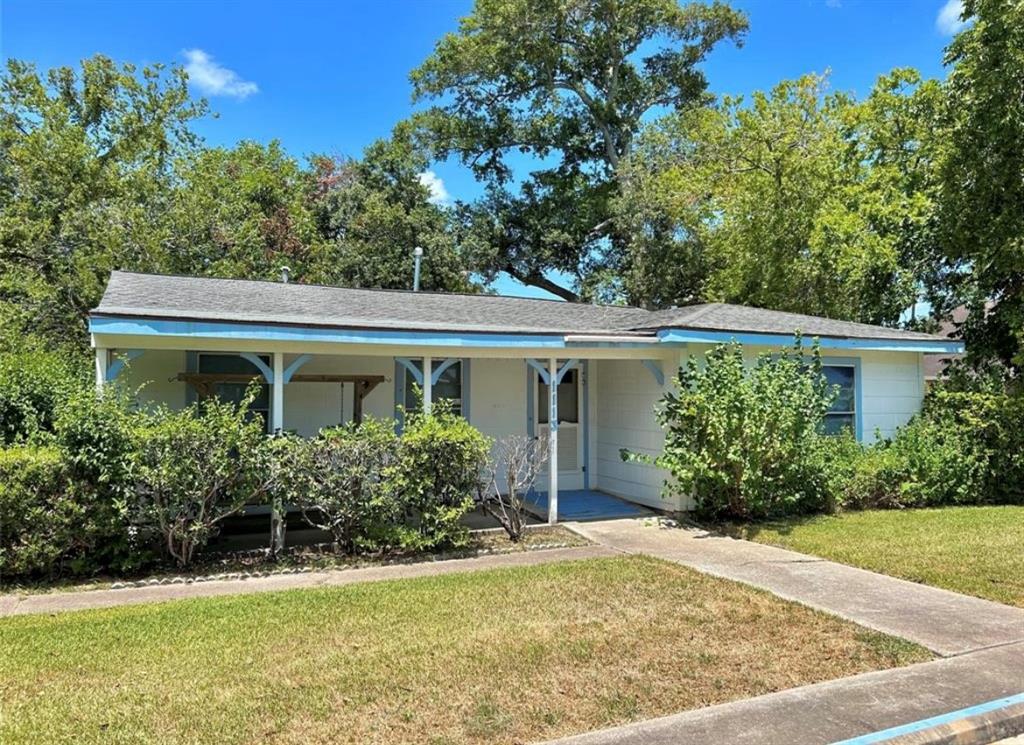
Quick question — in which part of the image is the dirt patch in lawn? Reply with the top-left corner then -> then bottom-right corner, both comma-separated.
0,554 -> 930,744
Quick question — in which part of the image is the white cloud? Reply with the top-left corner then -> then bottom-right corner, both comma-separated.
936,0 -> 966,35
825,0 -> 842,8
418,170 -> 450,205
183,49 -> 258,99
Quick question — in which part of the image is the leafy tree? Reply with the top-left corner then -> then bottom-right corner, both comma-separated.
0,55 -> 206,347
310,126 -> 478,292
616,71 -> 941,323
937,0 -> 1024,374
163,140 -> 329,281
410,0 -> 747,300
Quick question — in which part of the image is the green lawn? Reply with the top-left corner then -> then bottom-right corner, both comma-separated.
721,506 -> 1024,608
0,555 -> 928,744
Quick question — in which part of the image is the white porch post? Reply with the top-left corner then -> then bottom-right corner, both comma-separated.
548,357 -> 558,524
271,352 -> 284,433
270,351 -> 286,555
422,355 -> 433,413
94,347 -> 108,393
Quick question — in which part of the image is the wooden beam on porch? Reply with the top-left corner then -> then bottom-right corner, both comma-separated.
175,373 -> 385,387
176,373 -> 385,425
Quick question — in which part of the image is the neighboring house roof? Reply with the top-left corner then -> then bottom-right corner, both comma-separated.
93,272 -> 954,347
923,305 -> 971,380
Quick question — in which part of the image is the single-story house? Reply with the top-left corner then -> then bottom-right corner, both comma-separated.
90,271 -> 963,522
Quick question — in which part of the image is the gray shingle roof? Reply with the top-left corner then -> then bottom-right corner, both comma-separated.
92,271 -> 949,342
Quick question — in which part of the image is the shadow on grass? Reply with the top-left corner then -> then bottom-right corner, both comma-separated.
691,513 -> 835,542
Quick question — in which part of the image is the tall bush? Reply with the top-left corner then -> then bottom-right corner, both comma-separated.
0,447 -> 73,578
133,390 -> 275,567
277,419 -> 402,553
637,339 -> 839,520
840,390 -> 1024,509
393,406 -> 491,550
53,388 -> 144,573
0,347 -> 86,445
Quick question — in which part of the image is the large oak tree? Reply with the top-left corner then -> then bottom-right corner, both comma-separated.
410,0 -> 747,300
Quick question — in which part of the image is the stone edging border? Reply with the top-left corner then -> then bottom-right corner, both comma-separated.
107,541 -> 583,590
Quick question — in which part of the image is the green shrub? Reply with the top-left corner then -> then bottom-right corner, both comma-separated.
928,390 -> 1024,504
393,406 -> 491,550
0,348 -> 86,445
638,339 -> 839,520
52,388 -> 144,572
133,389 -> 275,567
840,390 -> 1024,509
277,419 -> 402,553
0,447 -> 71,578
0,386 -> 159,580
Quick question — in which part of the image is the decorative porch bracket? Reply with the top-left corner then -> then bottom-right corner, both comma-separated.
105,349 -> 144,382
394,357 -> 423,385
641,359 -> 665,386
240,352 -> 275,384
395,356 -> 460,387
282,354 -> 312,384
526,358 -> 578,386
430,357 -> 460,386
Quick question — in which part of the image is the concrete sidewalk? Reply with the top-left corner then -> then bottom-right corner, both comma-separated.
569,518 -> 1024,657
549,518 -> 1024,745
547,640 -> 1024,745
0,544 -> 616,617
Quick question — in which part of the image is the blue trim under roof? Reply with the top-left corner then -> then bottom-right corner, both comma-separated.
90,316 -> 566,348
656,328 -> 963,354
89,314 -> 964,354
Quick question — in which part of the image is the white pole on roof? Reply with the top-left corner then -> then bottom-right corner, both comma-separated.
413,246 -> 423,292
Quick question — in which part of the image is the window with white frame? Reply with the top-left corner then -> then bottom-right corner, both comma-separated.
403,360 -> 462,415
822,364 -> 856,436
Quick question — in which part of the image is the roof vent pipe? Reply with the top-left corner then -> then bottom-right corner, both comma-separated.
280,266 -> 291,283
412,246 -> 423,292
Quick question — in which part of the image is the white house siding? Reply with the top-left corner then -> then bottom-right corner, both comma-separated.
468,358 -> 528,440
855,350 -> 925,441
118,349 -> 188,411
594,359 -> 680,511
281,354 -> 394,437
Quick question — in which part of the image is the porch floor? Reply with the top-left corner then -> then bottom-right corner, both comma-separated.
527,489 -> 653,521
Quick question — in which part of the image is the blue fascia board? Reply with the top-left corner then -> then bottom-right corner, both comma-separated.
90,316 -> 566,349
89,315 -> 964,355
657,328 -> 964,354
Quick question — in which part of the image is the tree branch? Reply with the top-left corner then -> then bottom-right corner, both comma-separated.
504,264 -> 579,301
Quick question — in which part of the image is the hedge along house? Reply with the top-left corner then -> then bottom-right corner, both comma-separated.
90,271 -> 963,524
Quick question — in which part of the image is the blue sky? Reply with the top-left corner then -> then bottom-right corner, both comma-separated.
1,0 -> 966,297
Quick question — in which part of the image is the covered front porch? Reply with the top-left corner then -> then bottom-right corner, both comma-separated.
93,338 -> 679,532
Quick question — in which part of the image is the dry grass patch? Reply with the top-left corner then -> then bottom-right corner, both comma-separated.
0,555 -> 929,744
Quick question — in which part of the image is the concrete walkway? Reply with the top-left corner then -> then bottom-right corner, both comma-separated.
569,518 -> 1024,657
547,518 -> 1024,745
0,544 -> 616,617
